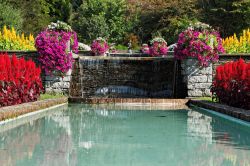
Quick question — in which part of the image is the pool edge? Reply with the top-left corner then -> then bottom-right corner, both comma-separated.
0,97 -> 68,122
188,100 -> 250,122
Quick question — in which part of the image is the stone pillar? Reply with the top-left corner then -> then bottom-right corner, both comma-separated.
181,58 -> 213,97
45,70 -> 72,94
44,40 -> 73,94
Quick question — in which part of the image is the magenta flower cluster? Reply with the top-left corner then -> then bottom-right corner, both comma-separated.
149,38 -> 168,57
91,38 -> 109,56
174,28 -> 225,67
35,30 -> 78,75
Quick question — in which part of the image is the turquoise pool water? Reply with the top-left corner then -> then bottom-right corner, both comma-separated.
0,104 -> 250,166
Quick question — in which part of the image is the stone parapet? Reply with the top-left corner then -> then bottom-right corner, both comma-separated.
181,58 -> 213,97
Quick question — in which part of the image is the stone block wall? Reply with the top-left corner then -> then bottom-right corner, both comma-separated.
70,56 -> 177,98
2,51 -> 250,98
44,70 -> 72,94
181,58 -> 213,97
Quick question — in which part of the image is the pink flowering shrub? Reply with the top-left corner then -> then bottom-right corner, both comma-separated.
149,37 -> 168,56
35,21 -> 78,75
91,37 -> 109,56
174,23 -> 225,67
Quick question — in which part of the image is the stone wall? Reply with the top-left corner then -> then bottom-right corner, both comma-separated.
181,58 -> 213,97
70,56 -> 178,98
2,51 -> 249,98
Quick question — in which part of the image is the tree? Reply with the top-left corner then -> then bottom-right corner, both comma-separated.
45,0 -> 73,23
128,0 -> 200,44
0,3 -> 23,32
199,0 -> 250,37
71,0 -> 130,43
21,0 -> 51,35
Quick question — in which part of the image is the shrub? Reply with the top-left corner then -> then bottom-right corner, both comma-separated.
149,37 -> 168,56
35,21 -> 78,75
174,22 -> 225,67
115,44 -> 127,50
124,33 -> 140,49
211,59 -> 250,109
0,3 -> 23,33
71,0 -> 129,43
0,53 -> 43,107
0,25 -> 35,51
222,29 -> 250,54
91,37 -> 109,56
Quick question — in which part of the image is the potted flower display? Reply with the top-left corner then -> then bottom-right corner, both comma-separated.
91,37 -> 109,56
141,44 -> 150,54
149,37 -> 168,57
174,22 -> 225,67
35,20 -> 78,76
35,21 -> 78,93
174,22 -> 225,97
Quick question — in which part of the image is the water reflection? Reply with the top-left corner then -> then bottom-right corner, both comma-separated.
187,111 -> 212,143
0,104 -> 249,166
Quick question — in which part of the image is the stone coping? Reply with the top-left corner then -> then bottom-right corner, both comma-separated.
189,100 -> 250,122
68,98 -> 189,109
70,103 -> 189,110
0,104 -> 67,133
79,55 -> 175,61
0,97 -> 68,122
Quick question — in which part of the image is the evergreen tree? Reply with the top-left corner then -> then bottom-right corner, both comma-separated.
199,0 -> 250,37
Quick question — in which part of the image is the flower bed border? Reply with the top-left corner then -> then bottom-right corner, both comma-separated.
0,97 -> 67,122
188,100 -> 250,122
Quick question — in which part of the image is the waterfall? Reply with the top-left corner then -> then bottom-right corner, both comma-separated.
70,55 -> 177,98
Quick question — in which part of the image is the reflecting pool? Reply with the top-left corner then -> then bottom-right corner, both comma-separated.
0,104 -> 250,166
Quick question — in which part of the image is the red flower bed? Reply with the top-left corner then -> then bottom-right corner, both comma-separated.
0,53 -> 43,107
211,59 -> 250,109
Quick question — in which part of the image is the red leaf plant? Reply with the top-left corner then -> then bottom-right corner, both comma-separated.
0,53 -> 43,107
211,58 -> 250,109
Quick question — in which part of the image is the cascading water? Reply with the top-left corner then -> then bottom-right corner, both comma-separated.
70,55 -> 177,99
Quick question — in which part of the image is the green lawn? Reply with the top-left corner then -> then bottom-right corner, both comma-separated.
39,93 -> 66,100
195,97 -> 215,102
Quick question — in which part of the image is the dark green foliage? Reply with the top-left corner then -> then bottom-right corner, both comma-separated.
199,0 -> 250,37
130,0 -> 199,44
152,17 -> 197,44
0,3 -> 23,32
45,0 -> 72,23
1,0 -> 250,44
71,0 -> 130,43
71,0 -> 83,11
21,0 -> 51,35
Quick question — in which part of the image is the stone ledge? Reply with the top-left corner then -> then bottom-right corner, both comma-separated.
0,97 -> 68,121
68,97 -> 189,109
188,100 -> 250,122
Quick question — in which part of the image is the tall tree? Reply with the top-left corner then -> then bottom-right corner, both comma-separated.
46,0 -> 73,23
199,0 -> 250,37
71,0 -> 129,43
128,0 -> 200,44
21,0 -> 51,35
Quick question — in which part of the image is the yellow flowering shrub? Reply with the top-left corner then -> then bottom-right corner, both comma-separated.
0,25 -> 35,51
222,29 -> 250,53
